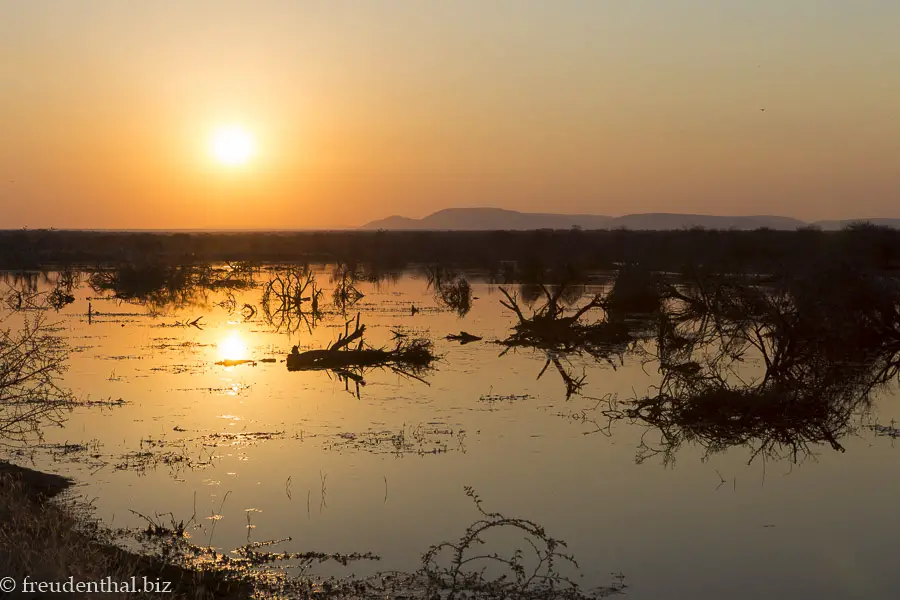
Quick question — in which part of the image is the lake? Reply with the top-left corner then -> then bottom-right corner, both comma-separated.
4,264 -> 900,599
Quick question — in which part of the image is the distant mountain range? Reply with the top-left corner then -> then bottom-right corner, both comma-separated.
360,208 -> 900,231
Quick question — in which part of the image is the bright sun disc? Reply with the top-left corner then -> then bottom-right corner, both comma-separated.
218,332 -> 248,361
211,126 -> 255,166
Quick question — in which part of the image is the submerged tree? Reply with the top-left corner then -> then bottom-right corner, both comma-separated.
606,266 -> 900,465
46,268 -> 79,311
331,262 -> 365,313
497,281 -> 639,398
498,284 -> 630,351
424,265 -> 475,317
89,263 -> 255,314
260,265 -> 322,334
603,263 -> 662,318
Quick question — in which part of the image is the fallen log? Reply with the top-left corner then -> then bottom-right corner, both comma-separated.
287,346 -> 432,370
286,313 -> 437,377
445,331 -> 482,344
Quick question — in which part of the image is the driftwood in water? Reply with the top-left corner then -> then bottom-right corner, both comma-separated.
287,345 -> 432,370
287,313 -> 436,375
445,331 -> 482,344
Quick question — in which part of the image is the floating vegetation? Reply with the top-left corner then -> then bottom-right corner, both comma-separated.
479,392 -> 533,404
30,440 -> 105,469
232,546 -> 380,567
119,486 -> 623,600
871,422 -> 900,439
113,431 -> 286,474
35,440 -> 98,454
112,435 -> 220,475
324,423 -> 465,456
85,309 -> 147,322
114,448 -> 218,475
149,363 -> 206,375
80,397 -> 129,408
96,354 -> 144,361
151,339 -> 213,351
196,431 -> 285,448
174,383 -> 252,396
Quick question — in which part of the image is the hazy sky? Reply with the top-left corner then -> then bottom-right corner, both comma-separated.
2,1 -> 899,229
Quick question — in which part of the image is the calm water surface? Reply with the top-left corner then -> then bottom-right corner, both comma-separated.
7,266 -> 900,599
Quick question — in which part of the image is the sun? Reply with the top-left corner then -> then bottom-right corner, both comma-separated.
217,332 -> 248,362
210,126 -> 256,166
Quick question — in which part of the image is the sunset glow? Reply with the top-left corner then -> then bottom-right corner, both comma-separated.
210,126 -> 256,167
1,1 -> 898,229
217,332 -> 248,362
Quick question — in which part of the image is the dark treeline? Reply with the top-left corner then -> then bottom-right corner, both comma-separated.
2,225 -> 900,273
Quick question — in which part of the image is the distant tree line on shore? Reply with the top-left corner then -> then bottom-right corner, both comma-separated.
1,224 -> 899,274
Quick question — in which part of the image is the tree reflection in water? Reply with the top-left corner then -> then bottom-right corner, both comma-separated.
598,266 -> 900,464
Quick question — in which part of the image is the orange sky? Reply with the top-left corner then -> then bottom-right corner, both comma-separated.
1,1 -> 899,229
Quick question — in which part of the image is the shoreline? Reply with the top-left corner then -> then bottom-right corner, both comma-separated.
0,459 -> 249,599
0,460 -> 73,499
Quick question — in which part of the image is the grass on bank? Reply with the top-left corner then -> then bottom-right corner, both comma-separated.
0,461 -> 249,600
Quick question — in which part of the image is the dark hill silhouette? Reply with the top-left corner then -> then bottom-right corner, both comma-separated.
609,213 -> 806,230
360,208 -> 808,231
362,208 -> 613,231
